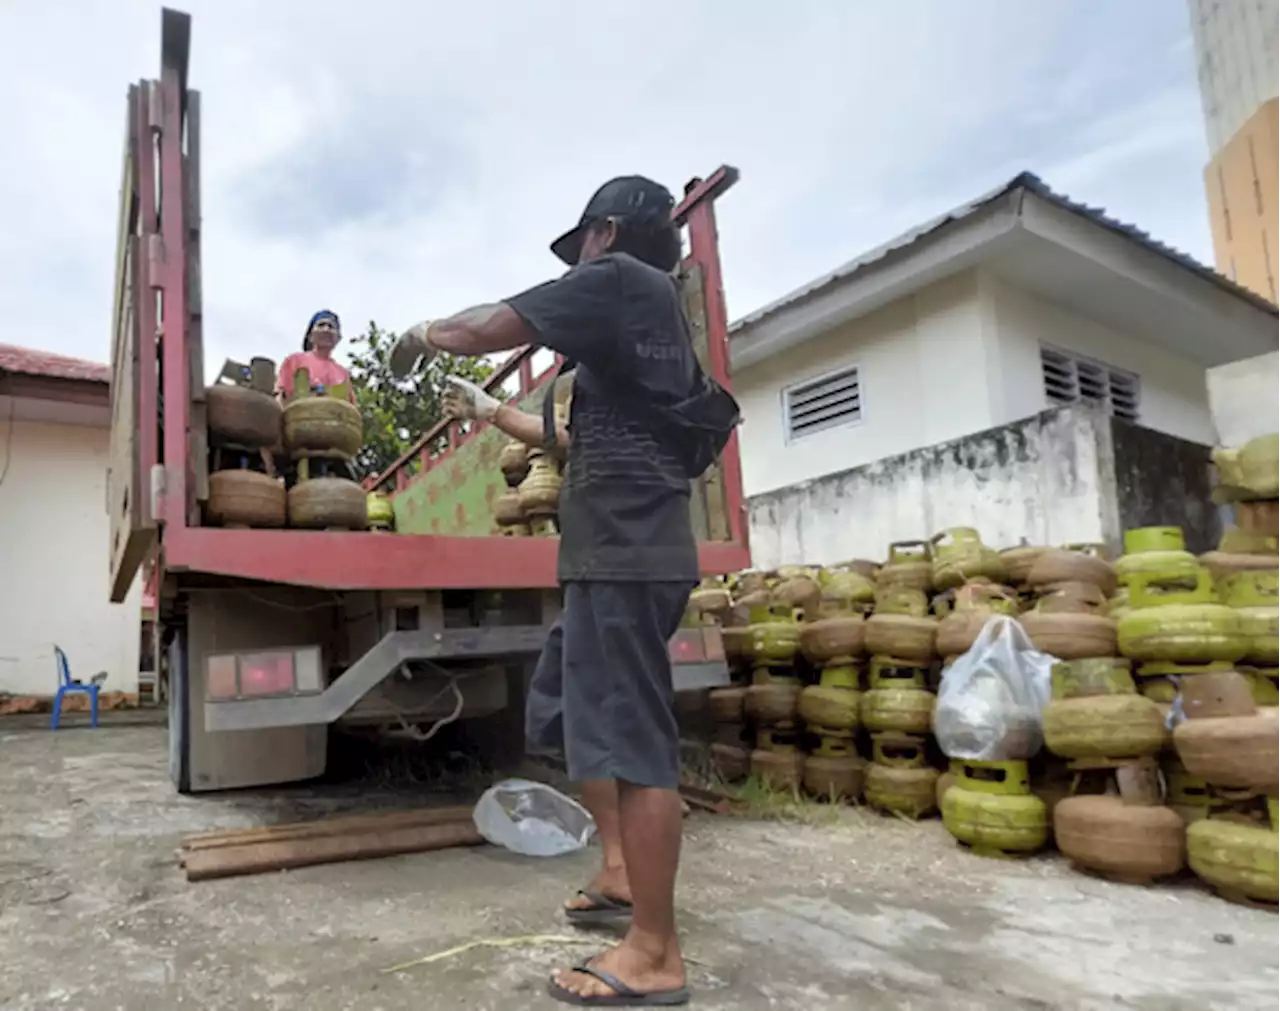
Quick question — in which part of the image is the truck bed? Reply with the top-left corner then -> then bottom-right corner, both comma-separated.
160,333 -> 748,590
106,10 -> 747,598
163,528 -> 748,590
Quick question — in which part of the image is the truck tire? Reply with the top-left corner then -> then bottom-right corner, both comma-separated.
282,397 -> 363,458
206,470 -> 287,528
288,477 -> 368,530
206,384 -> 281,448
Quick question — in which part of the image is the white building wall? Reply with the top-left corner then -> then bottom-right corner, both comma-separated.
982,275 -> 1216,447
734,271 -> 996,497
0,418 -> 141,697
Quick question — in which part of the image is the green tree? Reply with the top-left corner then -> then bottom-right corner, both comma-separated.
345,321 -> 494,479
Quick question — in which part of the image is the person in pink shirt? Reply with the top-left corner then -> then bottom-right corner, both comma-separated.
276,309 -> 356,403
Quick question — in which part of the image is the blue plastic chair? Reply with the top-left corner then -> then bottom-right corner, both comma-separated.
50,646 -> 107,730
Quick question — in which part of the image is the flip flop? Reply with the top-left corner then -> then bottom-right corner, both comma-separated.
547,963 -> 691,1006
564,891 -> 633,924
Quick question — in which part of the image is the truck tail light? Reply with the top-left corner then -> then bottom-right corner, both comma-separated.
668,629 -> 706,664
206,656 -> 238,699
239,652 -> 295,696
204,646 -> 323,700
667,627 -> 727,665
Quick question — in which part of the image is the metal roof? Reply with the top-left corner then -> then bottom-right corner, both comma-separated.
0,343 -> 110,384
731,170 -> 1278,334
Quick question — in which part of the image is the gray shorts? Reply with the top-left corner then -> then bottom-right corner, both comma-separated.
525,581 -> 693,789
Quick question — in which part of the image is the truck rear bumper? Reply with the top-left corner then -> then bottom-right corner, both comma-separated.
204,625 -> 729,732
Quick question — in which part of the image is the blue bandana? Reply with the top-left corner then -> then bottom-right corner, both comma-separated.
303,309 -> 341,350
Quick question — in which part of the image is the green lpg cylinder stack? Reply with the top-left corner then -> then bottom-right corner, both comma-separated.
864,733 -> 938,820
1177,665 -> 1278,908
941,760 -> 1049,858
797,567 -> 871,801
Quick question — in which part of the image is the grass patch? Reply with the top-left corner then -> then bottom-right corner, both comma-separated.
679,751 -> 844,826
726,775 -> 843,826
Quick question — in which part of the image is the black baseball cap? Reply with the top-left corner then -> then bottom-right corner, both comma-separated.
550,175 -> 676,265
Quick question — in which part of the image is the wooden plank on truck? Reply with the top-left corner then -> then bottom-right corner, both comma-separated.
107,235 -> 149,604
107,84 -> 157,603
681,262 -> 730,543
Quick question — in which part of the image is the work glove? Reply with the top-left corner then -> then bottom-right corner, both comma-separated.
388,320 -> 438,379
442,375 -> 500,421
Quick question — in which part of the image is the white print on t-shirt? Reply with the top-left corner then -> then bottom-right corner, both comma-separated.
634,342 -> 682,361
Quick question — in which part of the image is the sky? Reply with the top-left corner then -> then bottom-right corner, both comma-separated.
0,0 -> 1214,374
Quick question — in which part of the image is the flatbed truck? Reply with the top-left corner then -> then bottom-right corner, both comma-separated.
108,9 -> 749,793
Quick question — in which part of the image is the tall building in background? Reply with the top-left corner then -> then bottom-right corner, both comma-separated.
1189,0 -> 1278,302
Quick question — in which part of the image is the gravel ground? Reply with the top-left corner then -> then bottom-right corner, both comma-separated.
1,724 -> 1276,1010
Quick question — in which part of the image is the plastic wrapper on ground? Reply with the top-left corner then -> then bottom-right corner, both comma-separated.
473,778 -> 597,857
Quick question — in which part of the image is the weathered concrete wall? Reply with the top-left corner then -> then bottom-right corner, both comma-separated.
748,403 -> 1221,568
1109,418 -> 1221,554
747,405 -> 1112,569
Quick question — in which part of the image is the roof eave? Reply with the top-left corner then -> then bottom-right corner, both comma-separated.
731,193 -> 1022,371
1015,190 -> 1278,365
0,372 -> 111,408
1015,175 -> 1278,318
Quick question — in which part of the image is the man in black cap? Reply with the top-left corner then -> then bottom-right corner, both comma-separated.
390,175 -> 737,1007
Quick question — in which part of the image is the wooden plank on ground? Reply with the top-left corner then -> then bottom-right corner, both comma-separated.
679,784 -> 734,815
184,817 -> 483,882
181,805 -> 475,854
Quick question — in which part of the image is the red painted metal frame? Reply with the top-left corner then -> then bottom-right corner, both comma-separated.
153,11 -> 194,529
148,12 -> 749,591
675,169 -> 747,551
166,529 -> 750,591
367,165 -> 746,522
365,344 -> 563,496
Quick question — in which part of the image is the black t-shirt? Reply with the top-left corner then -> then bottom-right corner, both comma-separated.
504,253 -> 701,583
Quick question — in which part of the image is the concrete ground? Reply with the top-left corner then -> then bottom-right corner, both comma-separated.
1,726 -> 1275,1011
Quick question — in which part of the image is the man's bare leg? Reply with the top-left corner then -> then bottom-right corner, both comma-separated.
565,779 -> 630,911
554,783 -> 685,998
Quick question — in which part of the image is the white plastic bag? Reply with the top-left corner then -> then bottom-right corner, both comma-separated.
472,778 -> 597,857
933,615 -> 1057,761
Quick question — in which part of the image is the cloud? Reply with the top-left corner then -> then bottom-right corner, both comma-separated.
237,124 -> 468,241
0,0 -> 1214,376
